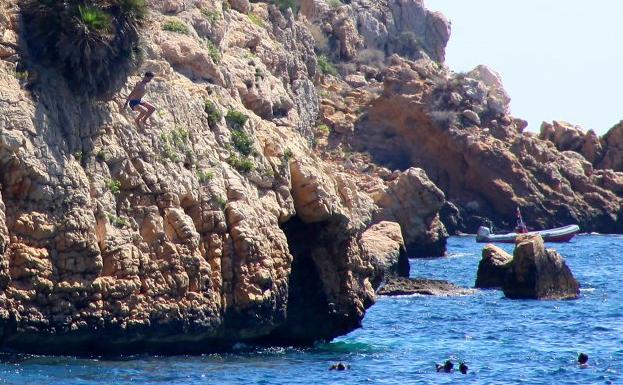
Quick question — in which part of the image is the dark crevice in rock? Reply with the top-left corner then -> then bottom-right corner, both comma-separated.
261,215 -> 362,346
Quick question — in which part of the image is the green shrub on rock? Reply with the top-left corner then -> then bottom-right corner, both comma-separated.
225,109 -> 248,130
21,0 -> 146,98
78,5 -> 111,31
162,19 -> 190,34
317,55 -> 338,77
231,129 -> 254,156
204,100 -> 222,127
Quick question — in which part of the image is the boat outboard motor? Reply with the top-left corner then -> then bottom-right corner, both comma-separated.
476,226 -> 491,242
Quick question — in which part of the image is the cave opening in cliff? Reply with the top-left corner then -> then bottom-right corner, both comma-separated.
266,215 -> 333,345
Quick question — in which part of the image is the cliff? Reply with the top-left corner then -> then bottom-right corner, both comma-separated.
349,57 -> 623,233
1,0 -> 622,355
0,0 -> 449,354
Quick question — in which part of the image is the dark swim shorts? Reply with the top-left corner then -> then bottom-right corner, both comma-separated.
129,99 -> 142,110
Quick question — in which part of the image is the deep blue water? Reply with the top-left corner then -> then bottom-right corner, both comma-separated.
2,235 -> 622,385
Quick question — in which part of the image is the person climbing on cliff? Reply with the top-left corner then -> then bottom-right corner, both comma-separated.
124,71 -> 156,127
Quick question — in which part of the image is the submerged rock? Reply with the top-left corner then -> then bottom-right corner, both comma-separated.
503,235 -> 580,300
475,244 -> 512,288
377,278 -> 474,296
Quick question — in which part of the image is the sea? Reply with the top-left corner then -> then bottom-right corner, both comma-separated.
1,235 -> 621,385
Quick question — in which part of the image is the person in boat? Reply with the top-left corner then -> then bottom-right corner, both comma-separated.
124,71 -> 156,127
515,207 -> 528,234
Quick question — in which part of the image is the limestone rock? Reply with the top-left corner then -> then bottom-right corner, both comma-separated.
475,244 -> 512,288
0,0 -> 452,355
354,56 -> 623,233
378,278 -> 474,296
374,168 -> 448,257
462,109 -> 481,126
301,0 -> 450,62
503,235 -> 580,300
230,0 -> 250,14
344,74 -> 368,88
360,221 -> 409,286
467,65 -> 510,115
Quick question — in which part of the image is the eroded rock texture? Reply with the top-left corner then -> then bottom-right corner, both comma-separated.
353,56 -> 623,233
503,235 -> 580,300
0,0 -> 450,354
475,244 -> 512,289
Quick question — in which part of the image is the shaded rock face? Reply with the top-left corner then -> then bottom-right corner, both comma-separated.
503,235 -> 579,300
597,121 -> 623,171
475,244 -> 512,289
540,120 -> 623,174
300,0 -> 450,62
0,0 -> 447,354
378,278 -> 474,296
359,221 -> 410,285
354,56 -> 623,233
539,121 -> 603,164
373,168 -> 448,257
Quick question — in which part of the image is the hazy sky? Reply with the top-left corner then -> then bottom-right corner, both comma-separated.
425,0 -> 623,135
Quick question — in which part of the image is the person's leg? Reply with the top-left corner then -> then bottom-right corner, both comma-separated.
139,102 -> 156,125
133,105 -> 149,126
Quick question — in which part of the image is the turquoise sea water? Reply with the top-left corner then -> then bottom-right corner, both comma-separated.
1,235 -> 622,385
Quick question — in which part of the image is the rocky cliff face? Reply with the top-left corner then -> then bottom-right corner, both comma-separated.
350,56 -> 623,233
0,0 -> 450,354
1,0 -> 622,355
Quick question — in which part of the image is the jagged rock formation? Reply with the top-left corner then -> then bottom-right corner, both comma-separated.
352,56 -> 623,233
299,0 -> 450,62
0,0 -> 451,354
503,235 -> 579,300
475,244 -> 512,289
541,119 -> 623,173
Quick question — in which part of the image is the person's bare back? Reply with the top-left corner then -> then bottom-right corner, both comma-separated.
124,72 -> 156,127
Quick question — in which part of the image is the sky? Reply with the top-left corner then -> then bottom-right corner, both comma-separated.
425,0 -> 623,135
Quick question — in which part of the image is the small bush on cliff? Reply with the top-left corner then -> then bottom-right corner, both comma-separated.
231,130 -> 254,156
248,13 -> 265,28
317,124 -> 331,135
205,39 -> 221,63
204,100 -> 222,127
201,8 -> 221,24
197,169 -> 214,184
282,148 -> 293,161
159,127 -> 190,163
105,179 -> 122,195
228,153 -> 255,172
21,0 -> 146,98
306,22 -> 329,54
162,19 -> 190,34
272,0 -> 299,13
96,150 -> 107,162
317,55 -> 339,77
214,195 -> 227,210
327,0 -> 342,8
106,213 -> 128,228
225,109 -> 249,130
429,110 -> 458,130
390,31 -> 421,58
